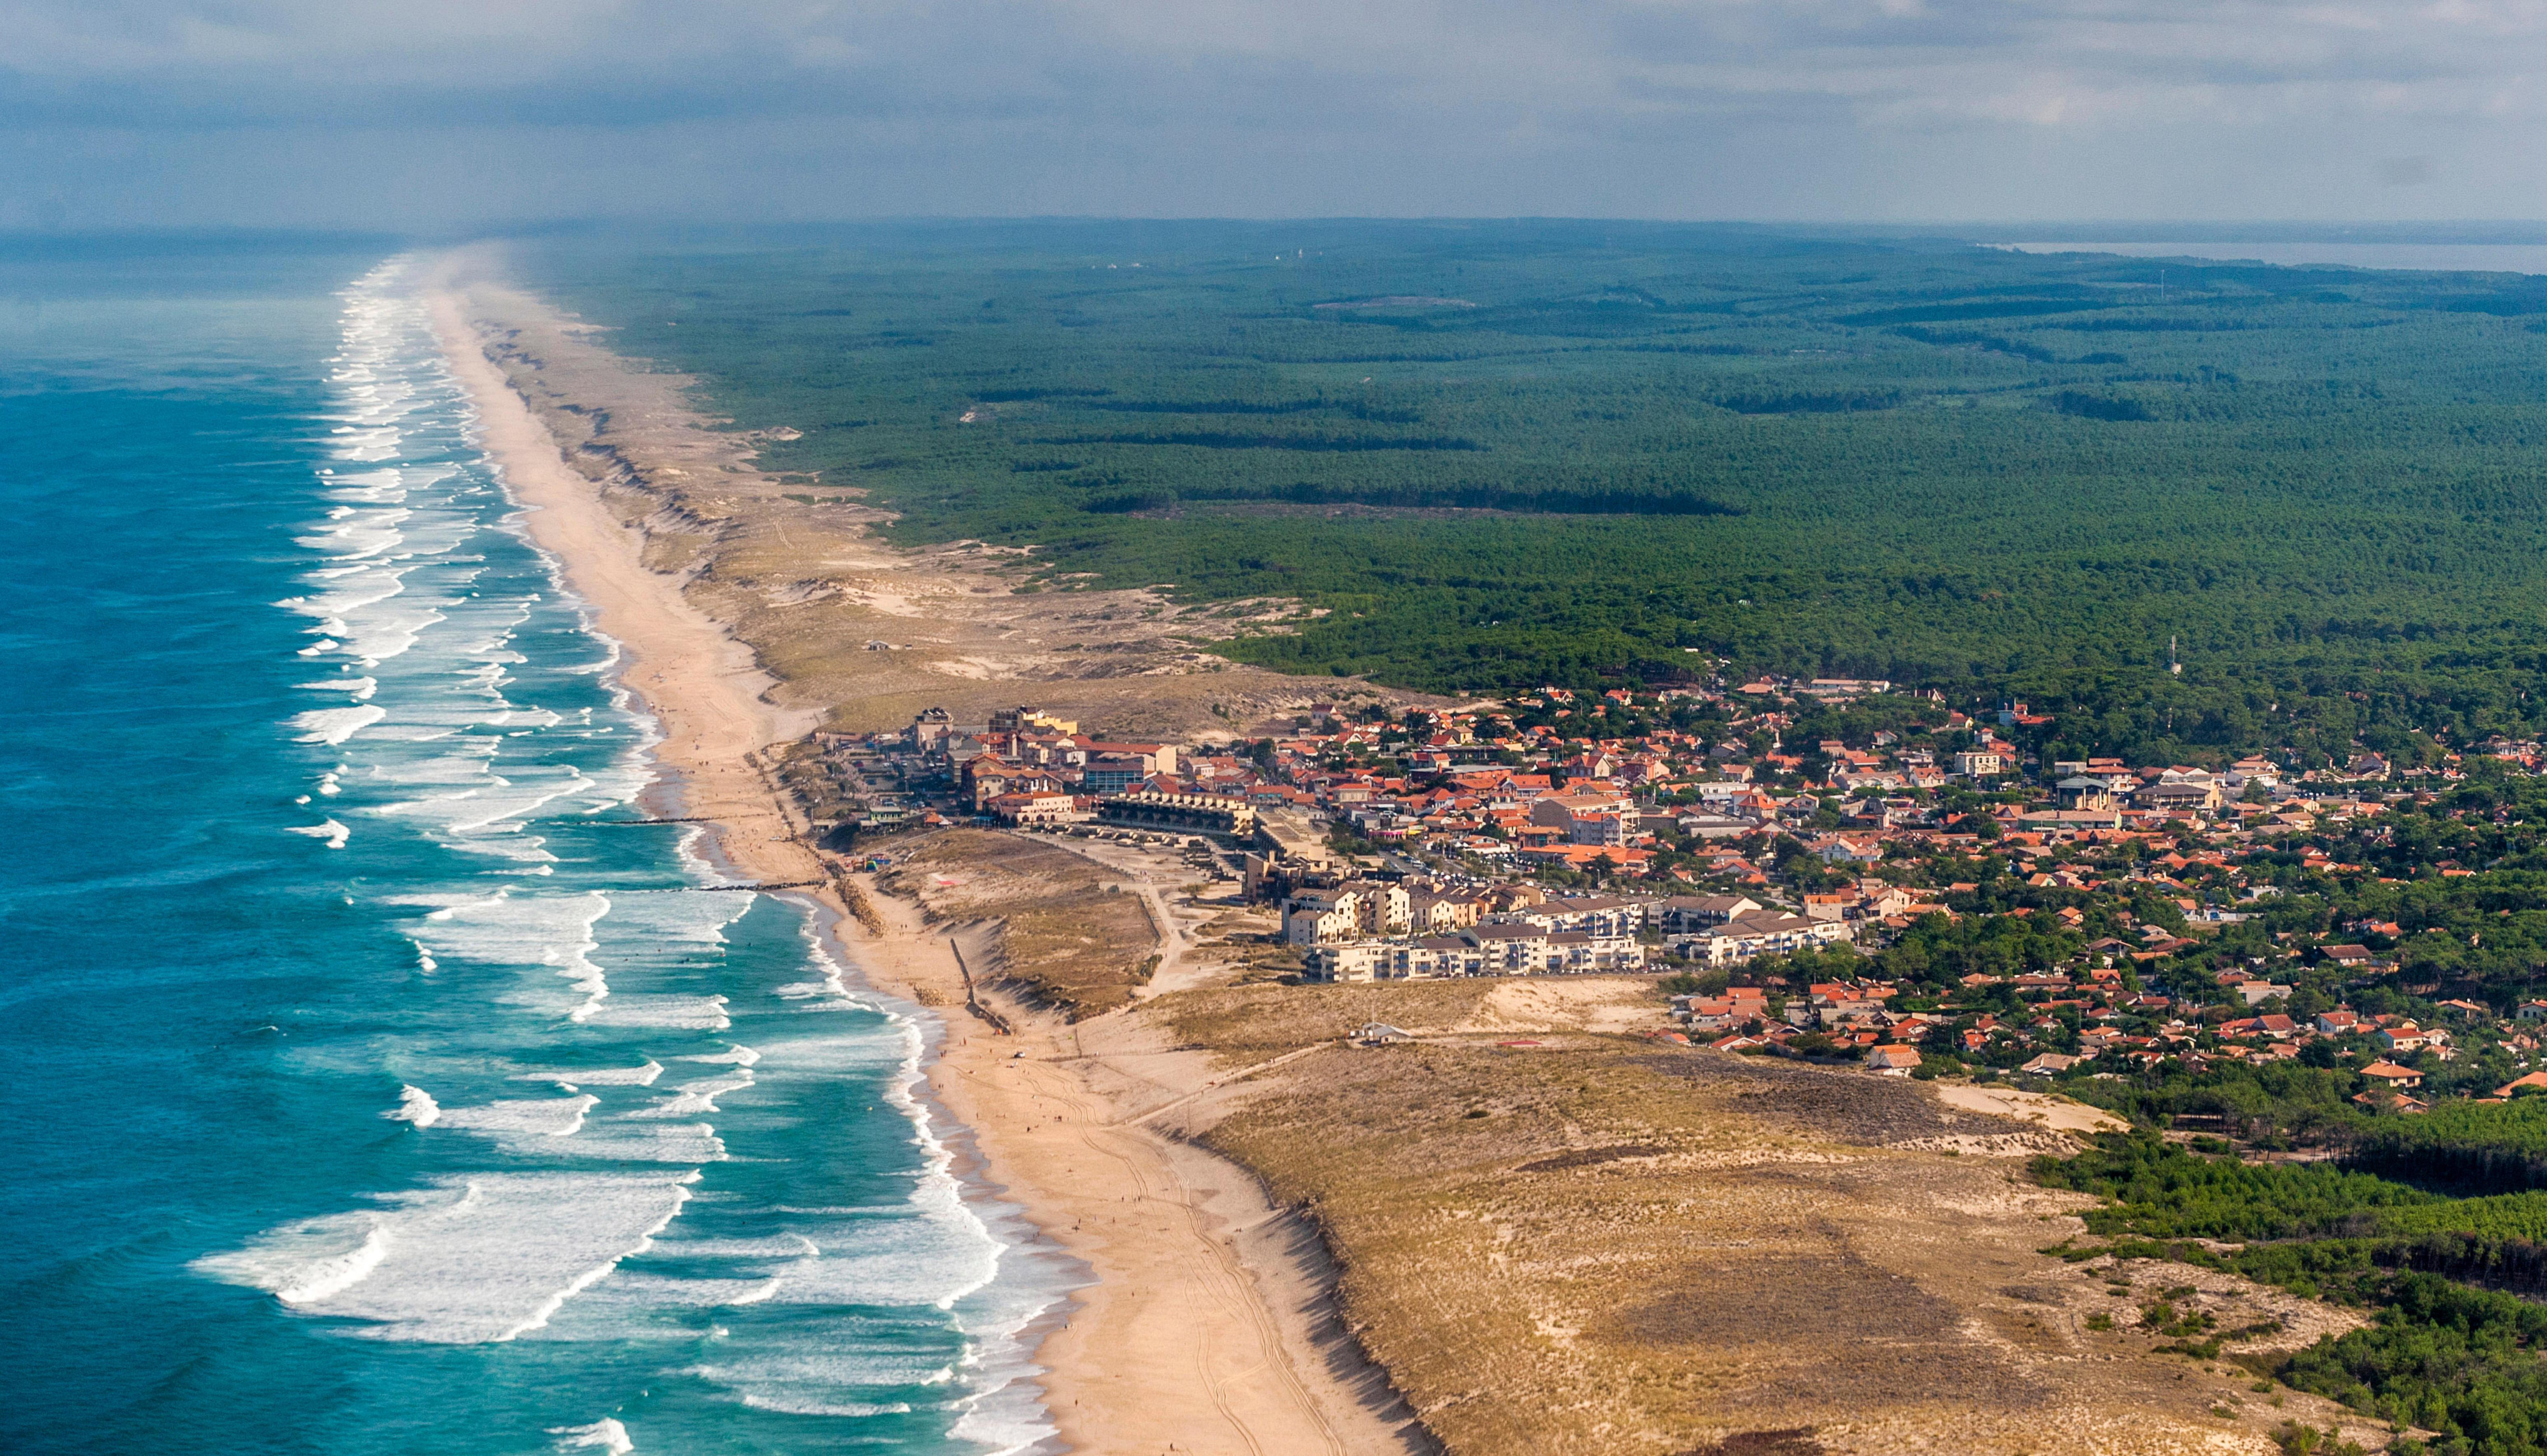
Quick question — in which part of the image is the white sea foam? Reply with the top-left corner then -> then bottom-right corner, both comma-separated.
582,1272 -> 784,1308
388,1085 -> 441,1127
264,1223 -> 393,1306
734,996 -> 1006,1314
647,1233 -> 819,1260
201,1171 -> 698,1343
339,603 -> 446,667
297,506 -> 411,560
286,819 -> 351,849
238,262 -> 1066,1442
277,565 -> 410,620
408,890 -> 610,1018
291,707 -> 383,745
372,744 -> 502,786
688,1350 -> 949,1417
580,1123 -> 727,1163
516,1059 -> 663,1088
548,1419 -> 633,1454
575,993 -> 730,1031
434,1094 -> 598,1142
623,1071 -> 752,1118
381,763 -> 596,837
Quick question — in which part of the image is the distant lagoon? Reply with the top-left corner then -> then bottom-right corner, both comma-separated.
1990,240 -> 2547,276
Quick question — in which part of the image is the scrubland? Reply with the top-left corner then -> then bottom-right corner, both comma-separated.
1145,983 -> 2383,1455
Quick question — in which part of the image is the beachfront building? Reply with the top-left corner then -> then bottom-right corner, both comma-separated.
986,790 -> 1087,827
1097,789 -> 1256,838
1301,923 -> 1646,981
1284,890 -> 1365,946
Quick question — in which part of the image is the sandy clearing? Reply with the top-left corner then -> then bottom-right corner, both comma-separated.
1934,1083 -> 2130,1134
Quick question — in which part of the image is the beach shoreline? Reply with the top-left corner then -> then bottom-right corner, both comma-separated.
424,257 -> 1423,1456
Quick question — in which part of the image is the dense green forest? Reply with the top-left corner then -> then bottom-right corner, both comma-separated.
521,222 -> 2547,760
2039,1133 -> 2547,1452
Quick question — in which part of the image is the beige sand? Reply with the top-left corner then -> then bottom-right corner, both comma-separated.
426,270 -> 1418,1454
1934,1082 -> 2130,1134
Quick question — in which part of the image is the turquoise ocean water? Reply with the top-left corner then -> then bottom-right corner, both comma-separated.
0,242 -> 1066,1456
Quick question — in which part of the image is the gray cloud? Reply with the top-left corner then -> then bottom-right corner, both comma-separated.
3,0 -> 2544,226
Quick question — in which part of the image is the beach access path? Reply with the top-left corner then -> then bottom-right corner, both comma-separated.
426,260 -> 1422,1456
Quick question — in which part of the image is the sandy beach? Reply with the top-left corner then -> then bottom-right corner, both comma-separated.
426,262 -> 1423,1455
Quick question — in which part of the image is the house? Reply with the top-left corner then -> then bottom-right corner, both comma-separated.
1339,880 -> 1413,935
2020,1052 -> 2081,1076
2321,944 -> 2376,968
1801,892 -> 1856,922
1283,891 -> 1364,946
1530,792 -> 1636,847
2316,1010 -> 2361,1035
1303,941 -> 1388,981
1865,1045 -> 1921,1075
985,790 -> 1085,827
1489,894 -> 1655,938
1815,998 -> 1891,1029
2135,780 -> 2223,815
1099,789 -> 1257,838
1658,895 -> 1764,930
1676,812 -> 1755,840
2496,1071 -> 2547,1097
1407,888 -> 1487,932
1082,743 -> 1178,793
2360,1061 -> 2423,1090
1813,833 -> 1886,866
1303,920 -> 1647,981
1677,910 -> 1850,966
2057,776 -> 2118,810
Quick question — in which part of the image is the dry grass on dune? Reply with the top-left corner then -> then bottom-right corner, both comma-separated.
464,272 -> 1381,746
1179,1029 -> 2369,1456
877,828 -> 1159,1018
1148,980 -> 1510,1061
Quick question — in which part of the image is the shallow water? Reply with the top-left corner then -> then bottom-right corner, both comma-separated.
0,242 -> 1067,1456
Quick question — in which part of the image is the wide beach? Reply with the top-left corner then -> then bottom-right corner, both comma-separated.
427,253 -> 1424,1456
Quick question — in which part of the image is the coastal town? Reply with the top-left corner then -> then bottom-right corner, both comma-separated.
405,262 -> 2514,1456
796,671 -> 2547,1125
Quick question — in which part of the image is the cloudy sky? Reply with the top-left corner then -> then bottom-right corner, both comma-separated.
3,0 -> 2541,228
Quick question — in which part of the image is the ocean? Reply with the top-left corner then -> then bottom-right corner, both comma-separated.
0,240 -> 1066,1456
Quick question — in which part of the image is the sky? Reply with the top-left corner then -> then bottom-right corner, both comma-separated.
4,0 -> 2545,229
